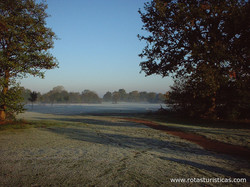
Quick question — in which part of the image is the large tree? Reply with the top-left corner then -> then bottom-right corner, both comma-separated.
0,0 -> 58,121
138,0 -> 250,118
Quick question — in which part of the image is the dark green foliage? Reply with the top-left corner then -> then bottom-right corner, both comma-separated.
81,90 -> 101,104
28,91 -> 38,108
103,91 -> 112,102
20,86 -> 169,104
39,86 -> 69,104
128,91 -> 140,102
112,91 -> 120,104
167,75 -> 250,119
29,91 -> 38,103
139,0 -> 250,119
35,87 -> 166,104
0,82 -> 24,120
107,89 -> 165,103
118,89 -> 128,101
37,86 -> 101,104
216,77 -> 250,120
21,87 -> 32,103
68,92 -> 81,103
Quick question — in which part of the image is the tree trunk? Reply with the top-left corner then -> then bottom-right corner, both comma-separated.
209,96 -> 216,114
0,70 -> 10,122
207,94 -> 216,119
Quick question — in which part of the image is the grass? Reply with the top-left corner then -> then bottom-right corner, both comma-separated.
123,112 -> 250,150
0,119 -> 64,131
0,111 -> 249,186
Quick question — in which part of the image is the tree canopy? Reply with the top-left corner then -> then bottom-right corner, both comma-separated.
139,0 -> 249,78
138,0 -> 250,119
0,0 -> 58,121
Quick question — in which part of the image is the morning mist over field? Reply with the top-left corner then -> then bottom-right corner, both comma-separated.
20,0 -> 173,95
1,0 -> 249,186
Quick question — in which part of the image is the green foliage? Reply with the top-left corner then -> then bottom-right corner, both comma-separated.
118,89 -> 128,101
216,76 -> 250,120
0,0 -> 58,78
29,91 -> 38,103
112,91 -> 120,104
20,86 -> 169,104
103,91 -> 112,102
81,90 -> 101,104
0,82 -> 24,120
167,75 -> 250,119
39,86 -> 69,104
139,0 -> 250,119
20,87 -> 32,103
37,86 -> 101,104
128,91 -> 140,102
139,0 -> 249,78
105,89 -> 165,103
0,0 -> 58,120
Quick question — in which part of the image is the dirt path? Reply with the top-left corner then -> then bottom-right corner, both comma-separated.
122,118 -> 250,161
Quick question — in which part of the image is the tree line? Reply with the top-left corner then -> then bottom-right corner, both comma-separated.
21,86 -> 166,104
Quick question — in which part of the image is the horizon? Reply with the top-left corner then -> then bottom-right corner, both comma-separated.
19,0 -> 173,96
22,85 -> 167,98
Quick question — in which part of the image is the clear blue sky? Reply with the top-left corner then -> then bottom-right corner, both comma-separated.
20,0 -> 173,96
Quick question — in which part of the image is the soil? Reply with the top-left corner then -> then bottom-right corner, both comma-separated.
122,118 -> 250,161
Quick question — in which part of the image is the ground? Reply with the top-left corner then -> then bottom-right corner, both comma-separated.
0,112 -> 249,186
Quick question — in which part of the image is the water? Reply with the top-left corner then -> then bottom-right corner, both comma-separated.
25,103 -> 167,115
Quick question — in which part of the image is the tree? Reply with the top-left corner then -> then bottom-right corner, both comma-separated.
138,0 -> 250,118
156,93 -> 165,103
81,90 -> 101,104
139,91 -> 148,102
128,91 -> 140,102
0,0 -> 58,121
103,91 -> 112,102
118,89 -> 128,102
112,91 -> 120,104
0,83 -> 24,120
42,86 -> 69,104
28,91 -> 38,109
20,87 -> 31,103
147,92 -> 156,103
68,92 -> 81,103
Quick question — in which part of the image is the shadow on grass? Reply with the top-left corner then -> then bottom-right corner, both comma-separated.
46,125 -> 250,179
144,112 -> 250,129
46,126 -> 214,157
48,118 -> 148,129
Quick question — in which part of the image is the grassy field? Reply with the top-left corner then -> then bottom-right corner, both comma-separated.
0,112 -> 249,186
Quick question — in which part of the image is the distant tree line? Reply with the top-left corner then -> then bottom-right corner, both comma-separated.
103,89 -> 165,103
21,86 -> 166,104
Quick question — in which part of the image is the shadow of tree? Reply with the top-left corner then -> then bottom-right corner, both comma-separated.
48,118 -> 148,129
46,126 -> 250,179
46,126 -> 213,156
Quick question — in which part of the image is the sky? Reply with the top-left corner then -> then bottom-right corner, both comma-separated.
20,0 -> 173,96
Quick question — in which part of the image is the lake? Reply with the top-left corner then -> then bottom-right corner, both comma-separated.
25,103 -> 167,115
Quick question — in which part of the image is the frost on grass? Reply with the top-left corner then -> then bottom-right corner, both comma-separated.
0,112 -> 249,186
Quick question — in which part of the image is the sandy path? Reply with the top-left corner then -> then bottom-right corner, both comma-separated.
0,112 -> 249,186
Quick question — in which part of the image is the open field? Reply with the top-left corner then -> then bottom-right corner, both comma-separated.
0,111 -> 249,186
